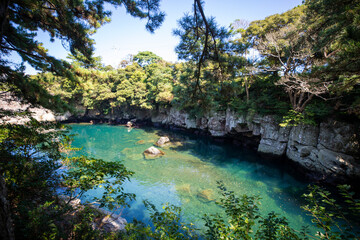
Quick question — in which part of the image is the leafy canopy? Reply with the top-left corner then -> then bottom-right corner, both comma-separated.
0,0 -> 164,109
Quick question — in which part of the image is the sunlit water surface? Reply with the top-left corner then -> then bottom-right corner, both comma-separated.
68,124 -> 315,233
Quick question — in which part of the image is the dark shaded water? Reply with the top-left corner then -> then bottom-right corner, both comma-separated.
68,124 -> 314,232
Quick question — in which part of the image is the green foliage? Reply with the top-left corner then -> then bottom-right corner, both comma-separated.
245,5 -> 331,113
0,120 -> 63,238
144,201 -> 198,240
39,53 -> 176,115
62,155 -> 135,210
121,182 -> 360,240
172,63 -> 219,118
280,110 -> 316,127
0,0 -> 165,116
2,0 -> 164,69
134,51 -> 163,67
71,207 -> 103,240
245,6 -> 305,42
305,0 -> 360,77
304,101 -> 333,122
172,1 -> 240,117
255,212 -> 305,240
25,201 -> 61,240
115,63 -> 151,109
302,185 -> 360,239
304,0 -> 360,117
34,1 -> 360,122
203,182 -> 303,240
0,118 -> 136,239
145,61 -> 174,106
229,73 -> 290,116
123,201 -> 198,240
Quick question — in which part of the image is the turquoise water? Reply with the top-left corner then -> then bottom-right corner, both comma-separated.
68,124 -> 314,233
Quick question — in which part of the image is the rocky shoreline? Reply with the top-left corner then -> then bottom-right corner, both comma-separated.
1,92 -> 359,185
63,107 -> 360,185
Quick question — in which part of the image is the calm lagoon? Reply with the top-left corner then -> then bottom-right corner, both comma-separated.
68,124 -> 314,233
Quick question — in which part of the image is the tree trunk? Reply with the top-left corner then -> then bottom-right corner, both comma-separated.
245,76 -> 249,103
0,173 -> 15,240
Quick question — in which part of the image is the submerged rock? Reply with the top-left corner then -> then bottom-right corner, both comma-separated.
156,136 -> 170,146
175,184 -> 191,195
136,140 -> 145,145
121,148 -> 131,153
170,141 -> 183,148
197,189 -> 214,202
144,146 -> 165,157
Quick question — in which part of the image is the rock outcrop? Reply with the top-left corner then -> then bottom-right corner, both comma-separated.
143,146 -> 165,158
58,195 -> 127,232
286,120 -> 359,180
257,116 -> 291,156
156,136 -> 170,147
0,92 -> 70,124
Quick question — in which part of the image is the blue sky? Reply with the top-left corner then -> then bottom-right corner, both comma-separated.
15,0 -> 302,74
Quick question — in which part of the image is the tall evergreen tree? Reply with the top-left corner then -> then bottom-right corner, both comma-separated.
0,0 -> 164,108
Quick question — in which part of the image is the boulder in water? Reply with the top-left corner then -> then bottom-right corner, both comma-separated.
156,136 -> 170,146
144,146 -> 165,158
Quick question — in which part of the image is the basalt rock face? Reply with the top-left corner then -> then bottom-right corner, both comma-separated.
151,108 -> 262,138
151,108 -> 196,129
257,116 -> 291,157
286,120 -> 360,181
255,116 -> 359,181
